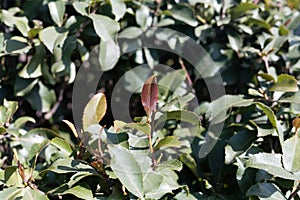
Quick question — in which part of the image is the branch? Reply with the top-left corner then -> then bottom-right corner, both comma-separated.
44,84 -> 65,120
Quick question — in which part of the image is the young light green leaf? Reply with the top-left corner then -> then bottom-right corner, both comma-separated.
0,187 -> 23,200
62,120 -> 79,140
50,137 -> 73,157
38,81 -> 56,113
45,159 -> 97,174
89,14 -> 120,41
82,93 -> 107,130
13,117 -> 36,129
108,145 -> 144,198
73,2 -> 88,16
136,5 -> 150,28
269,74 -> 298,92
99,38 -> 120,71
48,1 -> 65,27
154,136 -> 181,151
110,0 -> 126,21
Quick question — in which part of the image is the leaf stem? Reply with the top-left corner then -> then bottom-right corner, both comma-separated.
262,55 -> 271,74
149,112 -> 157,168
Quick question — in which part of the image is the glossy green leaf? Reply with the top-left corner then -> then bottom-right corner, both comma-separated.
99,38 -> 120,71
206,95 -> 253,125
124,123 -> 151,135
245,153 -> 298,180
269,74 -> 298,92
48,1 -> 65,27
73,2 -> 88,16
110,0 -> 126,21
15,77 -> 38,96
82,93 -> 107,130
246,182 -> 287,199
62,182 -> 93,200
89,14 -> 120,41
108,145 -> 144,198
0,187 -> 23,200
4,166 -> 23,187
282,135 -> 300,172
45,158 -> 97,174
50,137 -> 73,157
68,172 -> 99,188
155,110 -> 200,129
5,37 -> 31,54
136,5 -> 150,28
38,81 -> 56,113
19,45 -> 45,78
158,69 -> 186,99
230,3 -> 258,19
169,5 -> 198,27
23,187 -> 49,200
40,26 -> 68,53
154,136 -> 181,151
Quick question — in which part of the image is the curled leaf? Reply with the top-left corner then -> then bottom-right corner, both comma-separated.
141,75 -> 158,119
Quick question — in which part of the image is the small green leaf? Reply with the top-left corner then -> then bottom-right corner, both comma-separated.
99,38 -> 120,71
50,137 -> 73,157
4,166 -> 23,187
39,26 -> 68,53
154,136 -> 181,151
13,117 -> 36,129
82,93 -> 107,130
124,123 -> 151,135
62,182 -> 93,200
68,172 -> 98,188
73,2 -> 88,16
45,159 -> 97,174
258,73 -> 276,82
38,81 -> 57,113
136,5 -> 150,28
89,14 -> 120,41
48,1 -> 65,27
269,74 -> 298,92
0,187 -> 23,200
169,5 -> 198,27
108,145 -> 144,198
5,37 -> 31,54
230,3 -> 258,19
110,0 -> 126,21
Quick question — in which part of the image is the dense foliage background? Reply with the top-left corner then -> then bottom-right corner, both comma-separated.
1,0 -> 300,199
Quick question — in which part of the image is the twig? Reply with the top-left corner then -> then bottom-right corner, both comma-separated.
149,111 -> 157,168
179,57 -> 193,87
288,181 -> 300,200
44,84 -> 65,120
262,55 -> 271,74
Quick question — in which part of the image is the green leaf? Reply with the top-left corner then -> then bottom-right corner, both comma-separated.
1,9 -> 30,37
38,81 -> 56,113
263,36 -> 287,55
225,130 -> 256,164
89,14 -> 120,41
0,187 -> 23,200
110,0 -> 126,21
19,45 -> 45,78
136,5 -> 150,28
158,69 -> 186,99
269,74 -> 298,92
255,102 -> 284,146
107,131 -> 129,144
282,135 -> 300,172
156,159 -> 183,172
62,182 -> 93,200
247,18 -> 271,30
258,73 -> 276,82
39,26 -> 68,53
45,158 -> 97,174
48,1 -> 65,27
99,38 -> 120,71
15,77 -> 38,96
124,123 -> 151,135
12,117 -> 35,129
169,5 -> 198,27
3,100 -> 18,122
230,3 -> 258,19
206,95 -> 253,125
5,36 -> 31,54
82,93 -> 107,130
154,136 -> 181,151
108,145 -> 144,198
23,187 -> 49,200
245,153 -> 298,180
68,172 -> 98,188
50,137 -> 73,157
4,166 -> 23,187
73,2 -> 88,16
155,110 -> 200,129
246,182 -> 287,199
